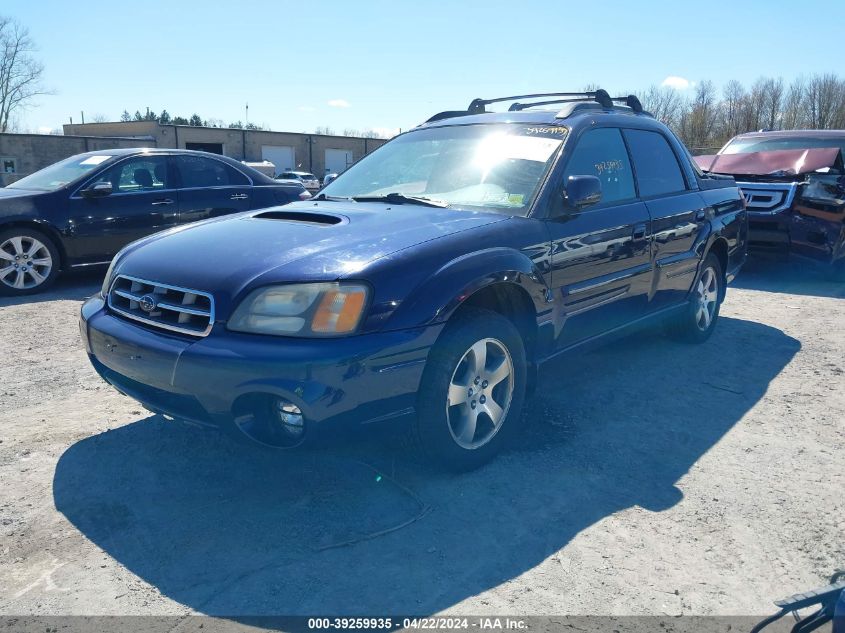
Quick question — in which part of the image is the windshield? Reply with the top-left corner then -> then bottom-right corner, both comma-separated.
320,123 -> 567,215
6,154 -> 116,192
722,136 -> 845,155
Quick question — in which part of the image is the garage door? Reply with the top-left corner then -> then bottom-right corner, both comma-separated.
261,146 -> 295,177
325,149 -> 353,175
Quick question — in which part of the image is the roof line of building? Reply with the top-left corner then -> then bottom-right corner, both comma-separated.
0,131 -> 156,141
65,121 -> 388,141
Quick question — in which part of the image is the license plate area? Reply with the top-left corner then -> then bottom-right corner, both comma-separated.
89,326 -> 187,392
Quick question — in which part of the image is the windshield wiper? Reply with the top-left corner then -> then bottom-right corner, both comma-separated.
351,192 -> 450,208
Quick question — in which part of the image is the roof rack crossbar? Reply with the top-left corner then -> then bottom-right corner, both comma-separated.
509,94 -> 644,115
468,89 -> 615,113
509,97 -> 592,111
424,89 -> 645,125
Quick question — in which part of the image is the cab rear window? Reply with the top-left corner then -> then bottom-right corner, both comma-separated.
624,129 -> 687,197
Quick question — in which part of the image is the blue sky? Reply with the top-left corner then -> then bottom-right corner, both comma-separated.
4,0 -> 843,135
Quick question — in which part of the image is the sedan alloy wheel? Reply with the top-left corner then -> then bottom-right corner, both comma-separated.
0,235 -> 54,291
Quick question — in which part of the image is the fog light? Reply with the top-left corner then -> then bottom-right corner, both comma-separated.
274,399 -> 304,437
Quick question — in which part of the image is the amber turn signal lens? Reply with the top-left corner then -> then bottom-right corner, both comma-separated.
311,288 -> 367,333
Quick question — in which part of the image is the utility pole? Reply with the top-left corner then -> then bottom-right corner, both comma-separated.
80,111 -> 85,124
245,103 -> 249,128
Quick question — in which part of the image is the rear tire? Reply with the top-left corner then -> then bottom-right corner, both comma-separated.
0,227 -> 60,296
665,253 -> 723,344
414,307 -> 527,472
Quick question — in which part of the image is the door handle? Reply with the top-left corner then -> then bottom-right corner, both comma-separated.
695,208 -> 707,221
230,193 -> 249,200
632,223 -> 647,240
151,198 -> 174,206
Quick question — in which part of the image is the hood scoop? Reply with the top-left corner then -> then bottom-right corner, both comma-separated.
251,210 -> 344,226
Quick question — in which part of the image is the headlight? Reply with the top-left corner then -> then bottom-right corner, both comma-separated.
228,282 -> 369,337
100,247 -> 128,297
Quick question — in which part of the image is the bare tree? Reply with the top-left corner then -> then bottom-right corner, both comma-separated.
781,77 -> 806,129
761,77 -> 784,129
640,84 -> 684,128
680,80 -> 719,149
721,80 -> 746,138
0,16 -> 49,132
734,78 -> 765,133
834,94 -> 845,129
805,73 -> 844,129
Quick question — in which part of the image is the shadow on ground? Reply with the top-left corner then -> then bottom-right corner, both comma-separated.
0,269 -> 103,308
732,258 -> 845,299
53,316 -> 799,617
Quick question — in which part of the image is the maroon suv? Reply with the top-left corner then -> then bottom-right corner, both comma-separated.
695,130 -> 845,279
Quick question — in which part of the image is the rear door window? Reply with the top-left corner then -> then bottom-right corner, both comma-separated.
176,156 -> 249,188
562,128 -> 636,204
624,129 -> 687,197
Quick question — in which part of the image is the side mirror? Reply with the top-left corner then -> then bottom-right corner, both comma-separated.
81,181 -> 113,198
562,175 -> 602,211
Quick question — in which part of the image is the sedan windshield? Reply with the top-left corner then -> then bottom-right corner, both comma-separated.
722,136 -> 845,155
6,154 -> 115,192
320,123 -> 567,215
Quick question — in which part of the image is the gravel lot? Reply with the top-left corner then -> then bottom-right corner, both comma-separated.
0,261 -> 843,618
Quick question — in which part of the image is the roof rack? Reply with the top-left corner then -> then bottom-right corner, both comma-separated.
425,89 -> 647,123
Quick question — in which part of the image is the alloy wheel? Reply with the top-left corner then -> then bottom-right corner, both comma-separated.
695,266 -> 719,331
0,235 -> 53,290
446,337 -> 514,450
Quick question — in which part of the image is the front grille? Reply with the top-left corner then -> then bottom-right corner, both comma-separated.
107,274 -> 215,337
738,182 -> 798,215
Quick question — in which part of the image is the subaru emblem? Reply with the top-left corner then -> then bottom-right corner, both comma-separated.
138,294 -> 157,313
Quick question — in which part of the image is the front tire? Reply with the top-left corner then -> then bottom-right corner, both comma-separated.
666,253 -> 723,343
0,228 -> 60,296
414,307 -> 527,472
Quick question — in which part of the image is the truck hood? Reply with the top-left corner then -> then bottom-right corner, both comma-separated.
695,147 -> 842,178
113,201 -> 506,316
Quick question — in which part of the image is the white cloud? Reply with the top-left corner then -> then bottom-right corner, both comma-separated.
327,99 -> 351,108
297,105 -> 315,112
661,75 -> 692,90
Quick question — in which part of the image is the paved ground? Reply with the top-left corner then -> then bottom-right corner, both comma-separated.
0,261 -> 843,617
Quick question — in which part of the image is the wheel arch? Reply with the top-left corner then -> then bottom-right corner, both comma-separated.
0,219 -> 67,271
705,236 -> 729,300
386,247 -> 549,364
452,281 -> 540,364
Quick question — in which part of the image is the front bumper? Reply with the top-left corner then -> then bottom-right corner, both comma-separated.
747,212 -> 790,251
80,296 -> 442,443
